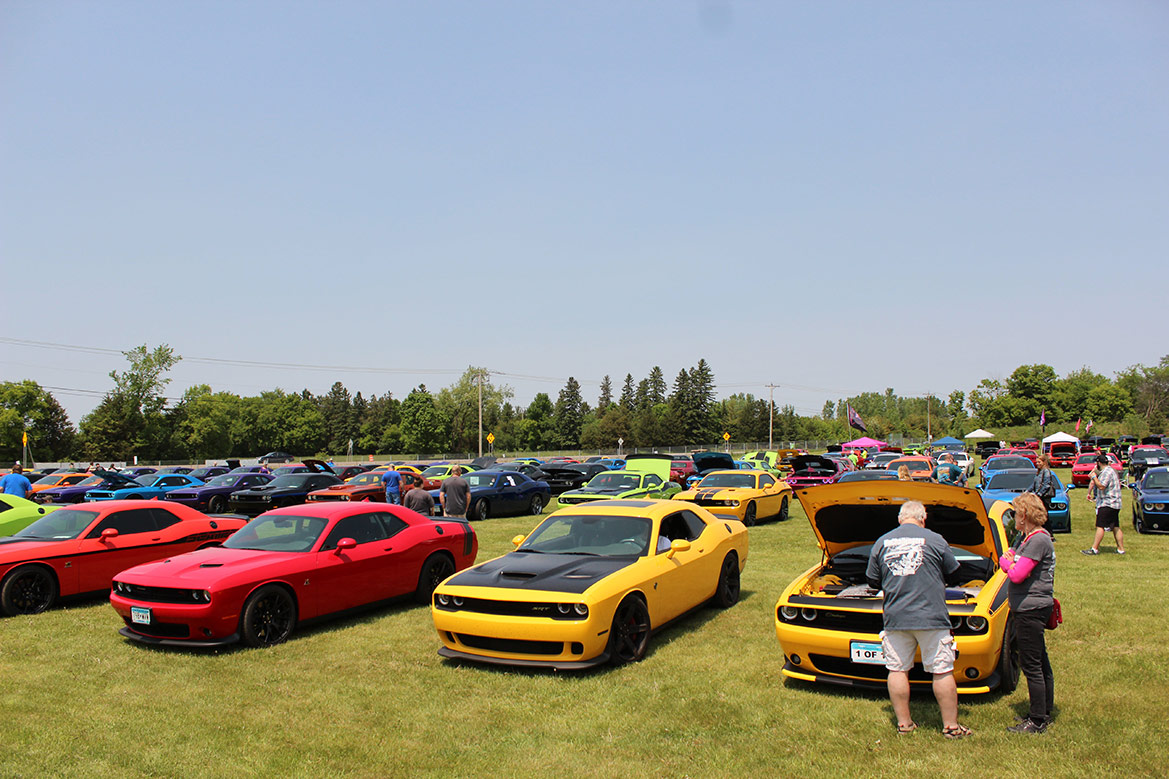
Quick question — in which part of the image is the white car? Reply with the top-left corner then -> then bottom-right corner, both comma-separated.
950,451 -> 975,477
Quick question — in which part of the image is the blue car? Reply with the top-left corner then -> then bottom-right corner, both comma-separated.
84,473 -> 205,501
1131,466 -> 1169,534
428,469 -> 551,522
978,455 -> 1036,485
978,469 -> 1071,533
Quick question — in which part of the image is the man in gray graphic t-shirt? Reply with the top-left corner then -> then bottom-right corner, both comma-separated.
866,500 -> 969,738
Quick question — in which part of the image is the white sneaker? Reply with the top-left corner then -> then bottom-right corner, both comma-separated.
1117,550 -> 1127,555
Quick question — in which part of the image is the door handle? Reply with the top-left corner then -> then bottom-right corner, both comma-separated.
384,547 -> 393,551
151,537 -> 160,541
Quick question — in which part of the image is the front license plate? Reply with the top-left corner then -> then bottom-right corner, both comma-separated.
850,640 -> 885,665
131,606 -> 152,625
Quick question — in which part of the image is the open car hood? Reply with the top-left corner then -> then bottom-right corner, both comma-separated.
691,452 -> 736,473
795,481 -> 1001,559
470,456 -> 497,469
303,459 -> 332,474
790,455 -> 838,472
93,469 -> 145,488
622,454 -> 672,481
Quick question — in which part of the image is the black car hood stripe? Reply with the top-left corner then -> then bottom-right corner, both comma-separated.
444,552 -> 636,594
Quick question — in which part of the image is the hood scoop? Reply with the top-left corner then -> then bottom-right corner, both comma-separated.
500,570 -> 537,579
199,563 -> 223,568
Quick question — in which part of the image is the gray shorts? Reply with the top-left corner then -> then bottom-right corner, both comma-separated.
881,629 -> 955,674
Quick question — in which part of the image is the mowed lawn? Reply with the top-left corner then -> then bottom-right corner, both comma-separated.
2,474 -> 1168,778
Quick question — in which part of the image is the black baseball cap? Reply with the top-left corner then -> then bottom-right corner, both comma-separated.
1095,453 -> 1110,465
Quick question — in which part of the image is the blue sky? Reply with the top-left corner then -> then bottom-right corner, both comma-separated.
2,1 -> 1167,424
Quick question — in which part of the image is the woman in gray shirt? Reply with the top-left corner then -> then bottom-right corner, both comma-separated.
998,493 -> 1056,734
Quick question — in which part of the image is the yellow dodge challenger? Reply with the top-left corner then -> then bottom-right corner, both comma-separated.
431,499 -> 749,669
671,469 -> 793,526
775,481 -> 1019,694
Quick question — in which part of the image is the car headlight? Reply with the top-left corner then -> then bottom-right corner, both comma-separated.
730,500 -> 740,507
780,605 -> 799,621
452,596 -> 463,607
1049,502 -> 1066,510
436,593 -> 450,606
966,616 -> 988,633
800,607 -> 818,622
574,603 -> 588,616
950,615 -> 963,630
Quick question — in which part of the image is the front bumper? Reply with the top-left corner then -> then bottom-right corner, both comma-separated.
118,626 -> 240,648
432,607 -> 611,669
111,595 -> 239,645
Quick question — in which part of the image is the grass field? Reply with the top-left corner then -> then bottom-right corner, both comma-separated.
2,472 -> 1168,778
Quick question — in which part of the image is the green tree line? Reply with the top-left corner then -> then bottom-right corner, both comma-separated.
4,346 -> 1168,462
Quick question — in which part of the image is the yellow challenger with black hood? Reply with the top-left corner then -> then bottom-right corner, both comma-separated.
431,499 -> 748,669
775,481 -> 1019,694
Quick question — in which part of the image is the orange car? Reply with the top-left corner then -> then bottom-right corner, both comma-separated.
885,456 -> 936,481
28,472 -> 92,494
306,470 -> 435,503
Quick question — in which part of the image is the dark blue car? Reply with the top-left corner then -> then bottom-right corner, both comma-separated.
428,469 -> 550,522
1131,466 -> 1169,534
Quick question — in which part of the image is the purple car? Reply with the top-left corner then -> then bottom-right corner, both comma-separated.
783,454 -> 849,489
32,469 -> 142,504
163,471 -> 274,514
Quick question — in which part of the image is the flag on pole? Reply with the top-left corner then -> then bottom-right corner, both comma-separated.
1040,409 -> 1046,426
847,405 -> 867,433
1075,418 -> 1081,432
1086,419 -> 1094,432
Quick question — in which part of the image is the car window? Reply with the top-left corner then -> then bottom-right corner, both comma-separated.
658,511 -> 703,550
320,512 -> 390,550
150,507 -> 181,530
159,476 -> 186,487
375,512 -> 409,538
87,508 -> 157,538
759,474 -> 775,487
645,474 -> 663,488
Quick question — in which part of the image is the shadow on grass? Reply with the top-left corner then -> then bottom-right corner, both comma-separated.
117,594 -> 431,656
435,588 -> 761,679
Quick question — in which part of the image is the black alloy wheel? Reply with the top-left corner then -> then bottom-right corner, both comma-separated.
207,495 -> 227,514
777,496 -> 789,522
742,502 -> 757,527
608,597 -> 651,666
998,617 -> 1020,693
240,585 -> 297,647
474,500 -> 490,522
415,554 -> 456,604
0,566 -> 59,616
528,494 -> 544,515
713,554 -> 741,608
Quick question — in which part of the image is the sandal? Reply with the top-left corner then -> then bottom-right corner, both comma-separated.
942,724 -> 973,740
896,722 -> 918,734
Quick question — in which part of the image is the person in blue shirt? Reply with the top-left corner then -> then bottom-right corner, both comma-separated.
0,465 -> 33,498
933,453 -> 963,485
380,468 -> 403,505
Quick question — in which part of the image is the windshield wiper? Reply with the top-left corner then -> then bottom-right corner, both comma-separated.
562,551 -> 600,556
517,548 -> 545,553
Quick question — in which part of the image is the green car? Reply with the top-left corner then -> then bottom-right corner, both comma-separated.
420,464 -> 479,482
0,494 -> 58,537
556,454 -> 679,505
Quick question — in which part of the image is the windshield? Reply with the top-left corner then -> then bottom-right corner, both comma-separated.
134,475 -> 158,486
698,473 -> 754,488
518,514 -> 652,557
206,474 -> 240,487
349,473 -> 380,485
421,466 -> 448,477
12,508 -> 100,540
1145,472 -> 1169,489
465,473 -> 500,488
987,457 -> 1033,471
587,473 -> 641,490
222,514 -> 328,552
1076,455 -> 1098,465
892,460 -> 931,472
1133,450 -> 1168,462
987,472 -> 1042,491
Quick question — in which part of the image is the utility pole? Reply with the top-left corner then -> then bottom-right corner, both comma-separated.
477,369 -> 484,457
765,384 -> 779,449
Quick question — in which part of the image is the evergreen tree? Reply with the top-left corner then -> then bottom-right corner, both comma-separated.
597,375 -> 613,411
554,377 -> 584,448
620,374 -> 636,410
647,366 -> 667,405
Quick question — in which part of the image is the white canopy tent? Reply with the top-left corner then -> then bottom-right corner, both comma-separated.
964,429 -> 996,439
1042,431 -> 1081,444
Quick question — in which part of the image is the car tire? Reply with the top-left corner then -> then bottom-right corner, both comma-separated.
0,565 -> 59,616
743,502 -> 757,527
998,616 -> 1020,694
415,553 -> 455,604
777,496 -> 789,522
1134,512 -> 1144,533
473,500 -> 490,522
713,553 -> 740,608
239,585 -> 297,647
207,495 -> 227,514
528,494 -> 545,516
607,596 -> 651,666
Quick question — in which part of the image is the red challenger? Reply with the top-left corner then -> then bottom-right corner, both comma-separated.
0,501 -> 245,617
110,502 -> 477,648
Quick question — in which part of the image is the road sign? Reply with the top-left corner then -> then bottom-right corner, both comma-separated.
618,437 -> 624,445
487,433 -> 495,444
723,432 -> 730,441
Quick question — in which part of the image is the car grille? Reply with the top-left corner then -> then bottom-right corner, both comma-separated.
307,493 -> 351,502
117,584 -> 199,604
437,597 -> 584,619
122,617 -> 191,639
86,491 -> 115,499
779,608 -> 884,634
454,634 -> 563,655
691,498 -> 734,507
809,653 -> 933,683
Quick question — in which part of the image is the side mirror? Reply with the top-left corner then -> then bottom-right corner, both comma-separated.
101,528 -> 119,540
1065,484 -> 1076,490
666,539 -> 691,558
335,537 -> 357,553
511,535 -> 526,547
